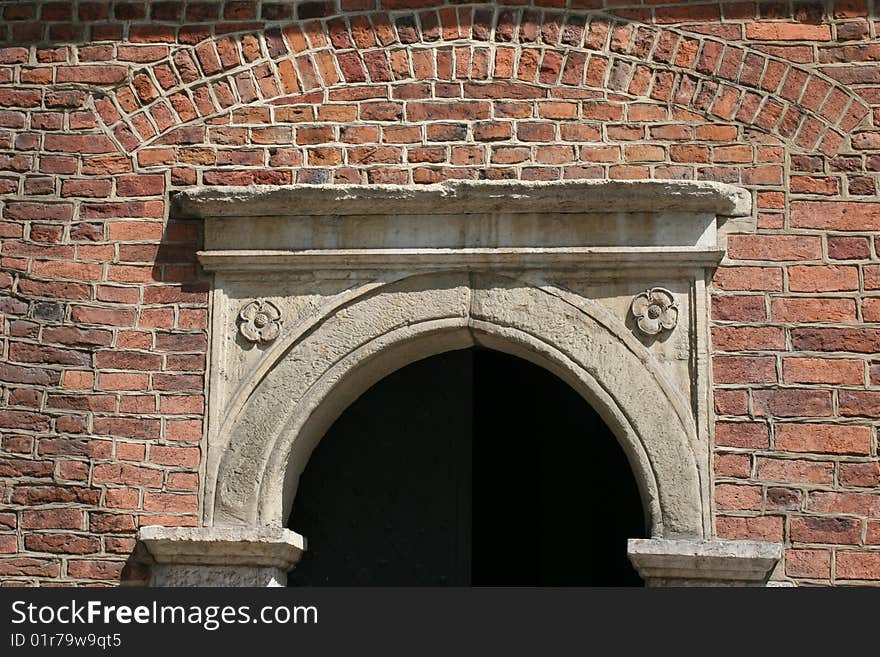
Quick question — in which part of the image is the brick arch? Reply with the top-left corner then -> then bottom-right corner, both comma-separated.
91,6 -> 868,157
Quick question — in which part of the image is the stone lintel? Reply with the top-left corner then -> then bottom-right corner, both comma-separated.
173,179 -> 752,219
627,538 -> 783,587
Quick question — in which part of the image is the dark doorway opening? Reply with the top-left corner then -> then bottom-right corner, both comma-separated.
287,348 -> 646,586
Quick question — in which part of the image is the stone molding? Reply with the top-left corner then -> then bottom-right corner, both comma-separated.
197,247 -> 727,272
627,539 -> 783,587
174,179 -> 752,219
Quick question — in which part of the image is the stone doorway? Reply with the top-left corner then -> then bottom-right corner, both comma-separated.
287,348 -> 646,587
140,180 -> 783,587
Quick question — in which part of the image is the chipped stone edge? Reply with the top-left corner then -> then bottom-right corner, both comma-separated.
139,526 -> 305,569
172,179 -> 752,219
627,538 -> 784,586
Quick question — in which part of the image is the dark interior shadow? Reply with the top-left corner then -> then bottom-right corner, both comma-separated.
288,347 -> 647,587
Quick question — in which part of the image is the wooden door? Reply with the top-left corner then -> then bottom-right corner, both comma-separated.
287,348 -> 645,586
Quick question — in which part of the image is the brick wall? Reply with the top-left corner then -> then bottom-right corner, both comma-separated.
0,0 -> 879,586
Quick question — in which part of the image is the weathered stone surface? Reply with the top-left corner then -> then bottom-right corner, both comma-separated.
150,565 -> 287,587
174,179 -> 752,220
139,526 -> 305,568
627,538 -> 783,586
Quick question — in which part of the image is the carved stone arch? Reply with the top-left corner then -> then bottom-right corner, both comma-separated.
139,179 -> 783,587
211,271 -> 704,541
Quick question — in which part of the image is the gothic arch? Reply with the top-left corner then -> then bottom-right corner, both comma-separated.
207,271 -> 707,540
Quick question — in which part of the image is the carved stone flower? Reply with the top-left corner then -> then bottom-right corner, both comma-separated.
238,300 -> 282,343
631,288 -> 678,336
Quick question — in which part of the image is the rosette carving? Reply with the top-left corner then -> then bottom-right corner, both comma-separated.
238,300 -> 282,344
631,288 -> 678,336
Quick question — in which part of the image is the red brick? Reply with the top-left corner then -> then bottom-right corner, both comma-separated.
92,463 -> 163,488
143,492 -> 198,513
714,390 -> 749,415
712,296 -> 766,321
56,66 -> 128,84
791,201 -> 878,231
789,266 -> 859,292
94,417 -> 160,440
715,453 -> 751,479
0,558 -> 60,577
782,358 -> 864,385
727,235 -> 822,261
98,373 -> 149,391
67,559 -> 125,580
715,422 -> 769,449
807,491 -> 880,516
105,488 -> 140,509
840,462 -> 880,488
89,513 -> 136,533
837,552 -> 880,580
0,457 -> 53,478
712,327 -> 784,351
757,458 -> 834,484
716,515 -> 783,542
25,533 -> 100,554
406,101 -> 490,121
785,549 -> 831,579
44,134 -> 116,154
21,509 -> 82,530
165,419 -> 203,442
839,391 -> 880,417
61,179 -> 112,197
791,517 -> 861,544
713,356 -> 777,384
752,390 -> 833,418
167,472 -> 200,491
715,483 -> 762,510
712,267 -> 782,292
117,174 -> 166,197
12,485 -> 99,505
791,328 -> 880,353
771,298 -> 857,323
5,202 -> 74,222
775,424 -> 871,455
149,445 -> 200,467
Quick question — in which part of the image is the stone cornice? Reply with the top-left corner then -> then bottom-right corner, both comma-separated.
173,180 -> 752,219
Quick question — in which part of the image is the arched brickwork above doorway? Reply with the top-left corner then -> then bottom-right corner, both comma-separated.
80,5 -> 867,160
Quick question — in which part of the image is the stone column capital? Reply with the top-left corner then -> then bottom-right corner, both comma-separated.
627,538 -> 783,587
139,526 -> 305,586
